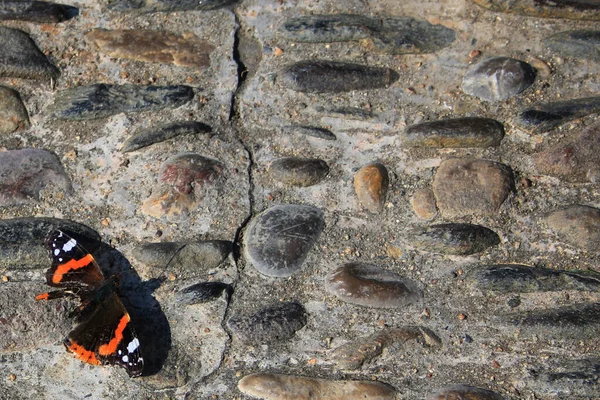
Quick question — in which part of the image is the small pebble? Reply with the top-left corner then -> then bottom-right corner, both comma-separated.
410,188 -> 438,220
160,153 -> 223,195
354,163 -> 389,213
0,86 -> 29,134
269,157 -> 329,187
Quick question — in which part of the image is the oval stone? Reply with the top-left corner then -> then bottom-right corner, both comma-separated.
269,157 -> 329,187
160,153 -> 223,194
0,27 -> 59,80
408,223 -> 500,255
546,205 -> 600,251
282,125 -> 336,140
403,117 -> 505,148
243,204 -> 324,277
227,301 -> 307,344
281,60 -> 399,93
410,188 -> 438,220
238,373 -> 396,400
122,121 -> 212,152
428,385 -> 504,400
0,86 -> 29,134
462,57 -> 535,102
326,263 -> 421,308
354,163 -> 389,213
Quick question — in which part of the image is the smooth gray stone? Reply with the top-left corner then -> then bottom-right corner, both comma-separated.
375,17 -> 456,54
104,0 -> 239,12
545,30 -> 600,61
282,125 -> 336,140
408,223 -> 500,255
281,60 -> 399,93
0,1 -> 77,23
403,117 -> 505,148
122,121 -> 212,152
0,85 -> 30,134
0,27 -> 59,80
175,282 -> 232,305
0,218 -> 99,269
462,57 -> 535,102
269,157 -> 329,187
47,84 -> 194,120
131,241 -> 231,271
282,14 -> 375,43
471,264 -> 600,292
227,301 -> 307,344
515,96 -> 600,133
243,204 -> 324,277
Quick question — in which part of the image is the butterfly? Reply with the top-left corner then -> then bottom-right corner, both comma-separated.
35,229 -> 144,377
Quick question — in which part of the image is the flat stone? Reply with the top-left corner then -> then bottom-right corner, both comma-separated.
238,373 -> 396,400
326,263 -> 421,308
0,86 -> 29,134
0,1 -> 77,23
462,57 -> 535,102
546,205 -> 600,251
545,30 -> 600,62
0,218 -> 99,269
504,303 -> 600,339
281,61 -> 399,93
410,188 -> 438,220
432,158 -> 514,218
403,117 -> 505,148
470,264 -> 600,292
269,157 -> 329,187
281,15 -> 455,55
227,301 -> 307,344
47,84 -> 194,120
516,96 -> 600,134
85,29 -> 215,68
130,241 -> 231,279
331,326 -> 441,370
0,27 -> 59,80
354,163 -> 389,213
175,282 -> 232,306
526,358 -> 600,398
282,125 -> 336,140
104,0 -> 239,12
428,385 -> 503,400
533,121 -> 600,182
243,204 -> 324,277
470,0 -> 600,21
0,148 -> 71,206
408,223 -> 500,255
122,121 -> 212,152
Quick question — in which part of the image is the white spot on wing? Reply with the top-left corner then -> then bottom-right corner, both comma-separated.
127,338 -> 140,354
122,355 -> 129,363
62,238 -> 77,252
54,249 -> 60,256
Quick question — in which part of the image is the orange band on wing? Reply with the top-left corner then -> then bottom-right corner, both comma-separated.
67,342 -> 101,365
52,254 -> 95,284
35,293 -> 49,300
98,314 -> 130,356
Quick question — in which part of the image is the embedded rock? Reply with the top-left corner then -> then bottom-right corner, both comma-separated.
0,1 -> 77,23
470,0 -> 600,21
403,117 -> 504,148
175,282 -> 232,305
122,121 -> 212,152
517,96 -> 600,134
428,385 -> 504,400
546,205 -> 600,251
408,223 -> 500,255
0,27 -> 59,80
269,157 -> 329,187
0,86 -> 29,134
462,57 -> 535,102
105,0 -> 240,12
410,188 -> 438,220
354,163 -> 389,213
282,125 -> 336,140
545,30 -> 600,62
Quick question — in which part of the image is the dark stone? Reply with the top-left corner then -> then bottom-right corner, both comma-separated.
282,125 -> 336,140
175,282 -> 232,305
408,223 -> 500,255
0,86 -> 29,134
403,117 -> 505,148
0,217 -> 99,269
331,326 -> 441,370
515,96 -> 600,134
0,1 -> 77,23
471,264 -> 600,292
243,204 -> 324,277
281,15 -> 455,54
428,385 -> 504,400
47,84 -> 194,120
312,105 -> 375,119
160,153 -> 223,194
533,121 -> 600,182
505,303 -> 600,338
269,157 -> 329,187
0,27 -> 59,80
104,0 -> 239,12
432,158 -> 514,218
0,148 -> 71,206
546,205 -> 600,251
122,121 -> 212,153
326,263 -> 422,308
281,61 -> 399,93
462,57 -> 536,102
545,30 -> 600,62
227,301 -> 307,344
470,0 -> 600,21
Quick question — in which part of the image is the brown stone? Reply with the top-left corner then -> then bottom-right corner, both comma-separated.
410,188 -> 437,219
533,121 -> 600,183
238,373 -> 396,400
546,205 -> 600,251
85,29 -> 215,68
354,162 -> 389,213
432,158 -> 513,218
0,86 -> 29,134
